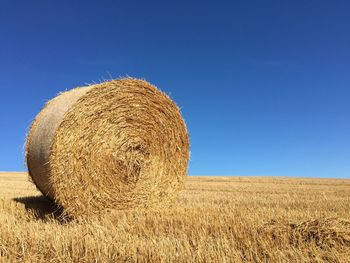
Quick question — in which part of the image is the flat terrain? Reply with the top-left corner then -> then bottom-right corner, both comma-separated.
0,172 -> 350,262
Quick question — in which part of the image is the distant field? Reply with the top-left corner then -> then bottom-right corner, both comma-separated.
0,172 -> 349,262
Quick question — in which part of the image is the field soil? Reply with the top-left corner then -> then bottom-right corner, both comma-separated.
0,172 -> 349,262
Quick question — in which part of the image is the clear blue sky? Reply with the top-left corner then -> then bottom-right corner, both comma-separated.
0,1 -> 349,178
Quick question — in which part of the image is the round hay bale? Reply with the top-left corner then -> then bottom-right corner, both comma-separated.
26,78 -> 189,217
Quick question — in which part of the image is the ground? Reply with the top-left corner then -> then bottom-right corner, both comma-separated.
0,172 -> 349,262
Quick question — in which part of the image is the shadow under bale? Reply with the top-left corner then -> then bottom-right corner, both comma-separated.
13,195 -> 69,223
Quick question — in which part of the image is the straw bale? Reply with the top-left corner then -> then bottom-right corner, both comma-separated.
26,78 -> 189,216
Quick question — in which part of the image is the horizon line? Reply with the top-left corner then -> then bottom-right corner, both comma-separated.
0,171 -> 349,179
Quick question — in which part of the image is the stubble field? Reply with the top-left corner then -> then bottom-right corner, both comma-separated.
0,172 -> 349,262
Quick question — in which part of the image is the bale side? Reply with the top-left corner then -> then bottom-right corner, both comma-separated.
26,87 -> 92,198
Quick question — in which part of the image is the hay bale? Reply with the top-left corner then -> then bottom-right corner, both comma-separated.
26,78 -> 189,217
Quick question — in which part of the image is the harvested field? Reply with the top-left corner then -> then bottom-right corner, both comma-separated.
0,172 -> 350,262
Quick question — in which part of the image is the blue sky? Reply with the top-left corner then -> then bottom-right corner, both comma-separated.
0,1 -> 349,177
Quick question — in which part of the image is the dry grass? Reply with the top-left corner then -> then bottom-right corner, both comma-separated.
1,172 -> 350,262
